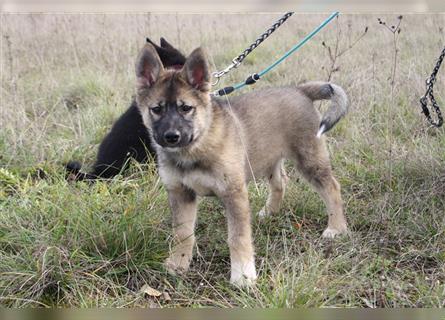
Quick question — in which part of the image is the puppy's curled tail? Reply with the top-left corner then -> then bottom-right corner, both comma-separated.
298,81 -> 349,137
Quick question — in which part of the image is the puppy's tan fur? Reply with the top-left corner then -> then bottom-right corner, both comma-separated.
135,44 -> 349,286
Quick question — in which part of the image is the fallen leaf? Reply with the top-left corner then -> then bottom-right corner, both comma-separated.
293,221 -> 303,230
140,284 -> 162,297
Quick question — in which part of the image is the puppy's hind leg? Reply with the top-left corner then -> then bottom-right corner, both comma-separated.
317,175 -> 348,238
257,160 -> 289,218
291,138 -> 348,238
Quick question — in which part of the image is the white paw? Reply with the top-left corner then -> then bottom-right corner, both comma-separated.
257,207 -> 268,218
230,259 -> 257,287
231,274 -> 257,287
164,252 -> 192,275
322,226 -> 347,239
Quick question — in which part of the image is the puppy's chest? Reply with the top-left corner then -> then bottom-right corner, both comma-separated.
160,159 -> 226,196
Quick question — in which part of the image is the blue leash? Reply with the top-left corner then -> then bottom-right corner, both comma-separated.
213,12 -> 339,96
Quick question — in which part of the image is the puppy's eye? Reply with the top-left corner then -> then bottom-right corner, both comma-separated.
150,106 -> 163,115
179,104 -> 193,113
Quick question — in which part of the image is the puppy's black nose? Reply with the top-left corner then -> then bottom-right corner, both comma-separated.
164,130 -> 181,145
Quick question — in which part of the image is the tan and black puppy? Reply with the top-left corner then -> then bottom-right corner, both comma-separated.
135,43 -> 349,286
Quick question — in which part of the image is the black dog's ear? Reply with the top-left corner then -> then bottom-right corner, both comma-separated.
135,44 -> 164,90
160,37 -> 175,51
146,37 -> 186,68
159,37 -> 186,66
146,37 -> 162,50
182,47 -> 210,92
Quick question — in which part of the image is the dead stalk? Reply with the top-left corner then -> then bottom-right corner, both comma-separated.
322,18 -> 368,81
378,15 -> 402,189
376,15 -> 403,307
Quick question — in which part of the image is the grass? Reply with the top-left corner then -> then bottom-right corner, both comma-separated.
1,13 -> 445,307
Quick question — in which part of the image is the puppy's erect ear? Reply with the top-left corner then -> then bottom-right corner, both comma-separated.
182,47 -> 210,92
135,44 -> 164,90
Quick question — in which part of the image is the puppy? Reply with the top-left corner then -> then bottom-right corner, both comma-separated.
66,37 -> 186,181
135,44 -> 349,286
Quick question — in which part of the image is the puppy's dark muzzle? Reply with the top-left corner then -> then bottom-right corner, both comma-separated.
164,130 -> 181,146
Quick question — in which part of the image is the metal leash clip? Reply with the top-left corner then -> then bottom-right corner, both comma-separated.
211,58 -> 241,86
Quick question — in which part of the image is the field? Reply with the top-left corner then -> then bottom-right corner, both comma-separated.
1,13 -> 444,307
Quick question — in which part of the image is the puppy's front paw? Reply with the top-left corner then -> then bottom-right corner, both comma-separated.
164,252 -> 192,275
231,274 -> 257,287
322,226 -> 348,239
257,207 -> 270,219
230,259 -> 257,287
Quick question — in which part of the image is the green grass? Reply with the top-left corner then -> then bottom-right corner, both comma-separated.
1,13 -> 445,307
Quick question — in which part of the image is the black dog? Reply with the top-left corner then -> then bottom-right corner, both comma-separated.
66,38 -> 186,180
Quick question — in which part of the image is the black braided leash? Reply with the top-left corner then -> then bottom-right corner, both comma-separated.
420,46 -> 445,128
234,12 -> 294,65
212,12 -> 294,84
